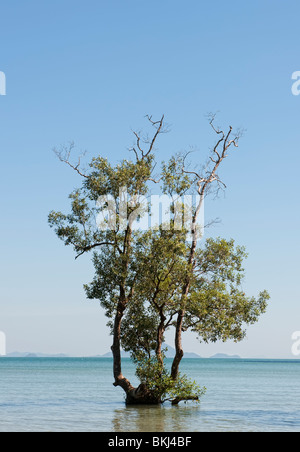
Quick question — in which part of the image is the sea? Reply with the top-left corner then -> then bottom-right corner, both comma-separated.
0,358 -> 299,432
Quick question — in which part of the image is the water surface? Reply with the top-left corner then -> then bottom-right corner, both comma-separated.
0,358 -> 299,432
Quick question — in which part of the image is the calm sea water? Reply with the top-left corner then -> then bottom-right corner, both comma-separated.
0,358 -> 299,432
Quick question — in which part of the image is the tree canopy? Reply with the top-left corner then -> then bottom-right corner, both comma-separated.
49,115 -> 270,404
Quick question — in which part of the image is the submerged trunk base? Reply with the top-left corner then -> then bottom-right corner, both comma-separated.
126,384 -> 161,405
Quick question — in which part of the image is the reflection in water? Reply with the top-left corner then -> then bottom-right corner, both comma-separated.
112,404 -> 201,432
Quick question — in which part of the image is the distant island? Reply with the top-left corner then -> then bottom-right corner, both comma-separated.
99,345 -> 202,359
3,352 -> 69,358
99,345 -> 241,359
2,349 -> 241,359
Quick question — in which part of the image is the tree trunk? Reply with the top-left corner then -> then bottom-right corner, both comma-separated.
111,300 -> 134,395
171,212 -> 199,380
126,384 -> 161,405
156,310 -> 166,368
171,308 -> 185,380
111,297 -> 162,405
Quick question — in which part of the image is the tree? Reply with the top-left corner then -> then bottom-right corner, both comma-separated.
49,115 -> 270,404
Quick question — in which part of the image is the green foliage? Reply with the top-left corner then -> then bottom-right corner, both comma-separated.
118,231 -> 270,348
120,300 -> 159,359
185,238 -> 270,342
162,155 -> 194,195
134,354 -> 206,404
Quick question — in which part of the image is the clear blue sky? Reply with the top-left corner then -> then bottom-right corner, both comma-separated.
0,0 -> 299,358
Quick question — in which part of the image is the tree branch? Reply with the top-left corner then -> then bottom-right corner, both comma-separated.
75,242 -> 121,259
144,115 -> 165,157
130,115 -> 166,161
54,143 -> 89,178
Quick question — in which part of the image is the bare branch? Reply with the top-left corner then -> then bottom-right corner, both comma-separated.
207,112 -> 224,137
144,114 -> 165,157
195,116 -> 240,197
129,115 -> 166,162
145,115 -> 164,126
133,131 -> 143,153
149,177 -> 162,184
129,146 -> 140,161
54,142 -> 88,178
181,150 -> 202,180
204,217 -> 222,229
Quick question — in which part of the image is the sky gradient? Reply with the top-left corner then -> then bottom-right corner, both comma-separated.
0,0 -> 300,358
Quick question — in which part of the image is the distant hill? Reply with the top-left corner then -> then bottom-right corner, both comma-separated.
99,345 -> 202,359
5,352 -> 68,358
3,350 -> 241,359
210,353 -> 241,359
